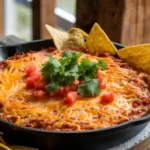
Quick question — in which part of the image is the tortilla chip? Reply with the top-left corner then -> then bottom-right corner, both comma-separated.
117,44 -> 150,57
66,30 -> 85,50
45,24 -> 85,51
86,23 -> 117,55
9,146 -> 38,150
118,44 -> 150,74
0,143 -> 11,150
45,24 -> 69,51
0,137 -> 6,145
0,144 -> 38,150
68,28 -> 89,38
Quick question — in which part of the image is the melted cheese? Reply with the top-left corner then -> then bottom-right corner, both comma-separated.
0,50 -> 149,131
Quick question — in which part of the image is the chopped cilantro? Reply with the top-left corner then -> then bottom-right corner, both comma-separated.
63,50 -> 81,58
78,79 -> 100,97
79,58 -> 99,81
98,59 -> 107,70
45,83 -> 60,93
41,57 -> 61,82
41,50 -> 107,97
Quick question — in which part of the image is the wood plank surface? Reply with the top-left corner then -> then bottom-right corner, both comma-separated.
40,0 -> 56,39
76,0 -> 150,46
121,0 -> 137,45
96,0 -> 124,44
76,0 -> 96,33
32,0 -> 41,40
32,0 -> 56,40
121,0 -> 150,46
144,0 -> 150,43
130,135 -> 150,150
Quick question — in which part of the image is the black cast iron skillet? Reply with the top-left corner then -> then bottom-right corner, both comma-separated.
0,39 -> 150,150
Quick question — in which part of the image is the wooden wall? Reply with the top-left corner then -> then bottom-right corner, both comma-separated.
40,0 -> 56,39
121,0 -> 150,45
1,0 -> 150,46
32,0 -> 56,40
76,0 -> 150,46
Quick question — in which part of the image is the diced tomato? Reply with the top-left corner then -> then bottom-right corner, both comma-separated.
30,72 -> 42,79
96,72 -> 106,89
96,73 -> 103,83
100,81 -> 106,89
77,93 -> 83,99
65,91 -> 78,106
34,79 -> 47,90
26,65 -> 37,77
58,87 -> 65,97
71,85 -> 78,91
26,77 -> 36,89
64,86 -> 71,93
73,80 -> 80,85
100,91 -> 115,104
26,75 -> 41,89
33,90 -> 46,99
49,92 -> 57,97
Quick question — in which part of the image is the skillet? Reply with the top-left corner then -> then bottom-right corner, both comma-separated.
0,39 -> 150,150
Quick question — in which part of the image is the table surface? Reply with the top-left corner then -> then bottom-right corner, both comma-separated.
0,35 -> 150,150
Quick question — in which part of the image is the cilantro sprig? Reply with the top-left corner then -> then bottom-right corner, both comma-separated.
78,79 -> 100,97
41,50 -> 107,97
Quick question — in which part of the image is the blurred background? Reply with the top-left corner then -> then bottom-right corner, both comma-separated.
0,0 -> 150,46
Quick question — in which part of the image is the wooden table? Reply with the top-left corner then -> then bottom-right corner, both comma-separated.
0,35 -> 150,150
130,136 -> 150,150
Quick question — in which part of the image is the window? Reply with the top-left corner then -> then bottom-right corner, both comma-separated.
56,0 -> 76,15
4,0 -> 32,41
55,0 -> 76,30
3,0 -> 77,40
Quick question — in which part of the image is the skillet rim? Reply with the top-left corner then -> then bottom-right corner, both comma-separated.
0,38 -> 149,134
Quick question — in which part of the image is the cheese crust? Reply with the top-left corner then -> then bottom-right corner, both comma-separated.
0,48 -> 149,131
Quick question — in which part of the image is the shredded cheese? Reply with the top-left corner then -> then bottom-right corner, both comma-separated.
0,49 -> 149,131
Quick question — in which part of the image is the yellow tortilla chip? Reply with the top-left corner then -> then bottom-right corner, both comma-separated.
0,144 -> 38,150
118,44 -> 150,74
0,136 -> 6,145
45,24 -> 85,51
68,28 -> 89,38
45,24 -> 69,51
86,23 -> 117,55
66,30 -> 85,50
9,146 -> 38,150
0,143 -> 11,150
117,44 -> 150,57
